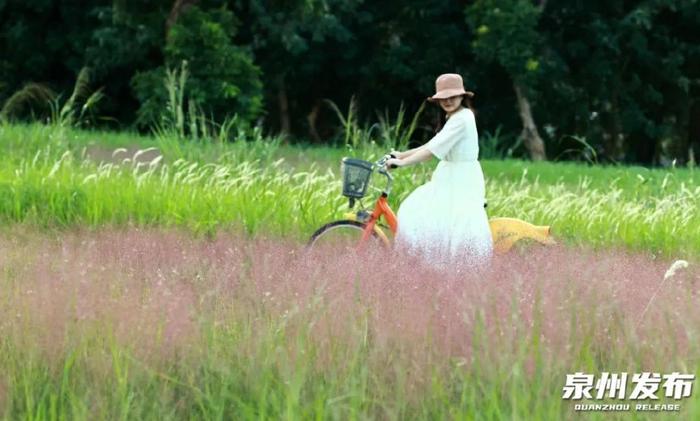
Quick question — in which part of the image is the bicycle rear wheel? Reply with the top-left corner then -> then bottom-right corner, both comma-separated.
307,220 -> 387,253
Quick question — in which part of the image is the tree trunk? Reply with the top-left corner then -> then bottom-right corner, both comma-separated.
307,100 -> 322,143
514,83 -> 546,161
277,76 -> 291,140
166,0 -> 199,35
603,91 -> 624,163
689,100 -> 700,167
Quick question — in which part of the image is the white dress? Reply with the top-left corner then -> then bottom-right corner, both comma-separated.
395,107 -> 493,271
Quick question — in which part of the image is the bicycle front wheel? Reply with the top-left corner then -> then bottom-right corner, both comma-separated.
307,220 -> 388,253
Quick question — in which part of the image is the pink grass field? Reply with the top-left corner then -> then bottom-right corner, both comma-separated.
1,227 -> 699,409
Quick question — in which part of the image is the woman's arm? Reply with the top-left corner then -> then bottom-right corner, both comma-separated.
386,147 -> 433,169
392,145 -> 427,160
400,148 -> 434,165
390,110 -> 466,167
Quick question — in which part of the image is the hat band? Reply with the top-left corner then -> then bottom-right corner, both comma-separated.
428,88 -> 474,101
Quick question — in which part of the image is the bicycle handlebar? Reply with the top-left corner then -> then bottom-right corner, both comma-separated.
375,153 -> 397,169
373,153 -> 395,196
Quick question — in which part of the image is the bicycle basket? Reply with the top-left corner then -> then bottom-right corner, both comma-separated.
341,158 -> 374,199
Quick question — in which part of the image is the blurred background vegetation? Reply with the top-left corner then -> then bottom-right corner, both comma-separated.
1,0 -> 698,166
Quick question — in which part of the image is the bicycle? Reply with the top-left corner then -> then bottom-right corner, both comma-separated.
307,154 -> 556,253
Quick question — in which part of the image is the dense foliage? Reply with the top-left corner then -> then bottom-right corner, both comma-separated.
1,0 -> 698,165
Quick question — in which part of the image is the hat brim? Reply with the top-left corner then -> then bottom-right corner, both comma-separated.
427,89 -> 475,102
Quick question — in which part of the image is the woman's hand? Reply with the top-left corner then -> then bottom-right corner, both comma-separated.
389,150 -> 402,159
385,158 -> 403,170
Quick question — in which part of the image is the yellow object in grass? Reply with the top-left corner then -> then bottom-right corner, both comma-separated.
488,217 -> 556,254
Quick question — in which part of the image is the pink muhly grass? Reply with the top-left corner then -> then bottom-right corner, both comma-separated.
0,227 -> 698,399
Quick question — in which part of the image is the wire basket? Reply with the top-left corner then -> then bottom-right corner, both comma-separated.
341,158 -> 374,199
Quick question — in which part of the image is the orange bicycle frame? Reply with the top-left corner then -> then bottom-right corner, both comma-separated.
357,194 -> 397,250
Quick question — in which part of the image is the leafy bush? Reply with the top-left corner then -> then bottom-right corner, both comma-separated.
131,6 -> 263,129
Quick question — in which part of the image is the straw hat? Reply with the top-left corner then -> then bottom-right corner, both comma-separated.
427,73 -> 474,102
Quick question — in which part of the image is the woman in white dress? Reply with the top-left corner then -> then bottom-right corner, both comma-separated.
384,73 -> 493,271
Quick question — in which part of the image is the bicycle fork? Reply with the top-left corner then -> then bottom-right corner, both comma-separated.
357,194 -> 397,251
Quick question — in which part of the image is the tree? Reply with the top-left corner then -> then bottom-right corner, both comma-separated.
233,0 -> 476,144
86,1 -> 169,126
467,0 -> 547,160
537,0 -> 700,164
131,5 -> 263,128
166,0 -> 200,34
232,0 -> 362,141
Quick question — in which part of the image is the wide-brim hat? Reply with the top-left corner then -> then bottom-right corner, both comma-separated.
427,73 -> 475,102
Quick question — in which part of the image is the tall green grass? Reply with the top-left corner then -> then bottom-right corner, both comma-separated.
9,307 -> 689,420
1,67 -> 104,128
1,122 -> 699,257
0,147 -> 338,238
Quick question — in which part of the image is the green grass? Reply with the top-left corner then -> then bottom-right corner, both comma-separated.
2,122 -> 700,419
1,122 -> 698,257
0,307 -> 579,419
6,310 -> 689,420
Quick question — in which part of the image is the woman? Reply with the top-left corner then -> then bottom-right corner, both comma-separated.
385,73 -> 493,271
